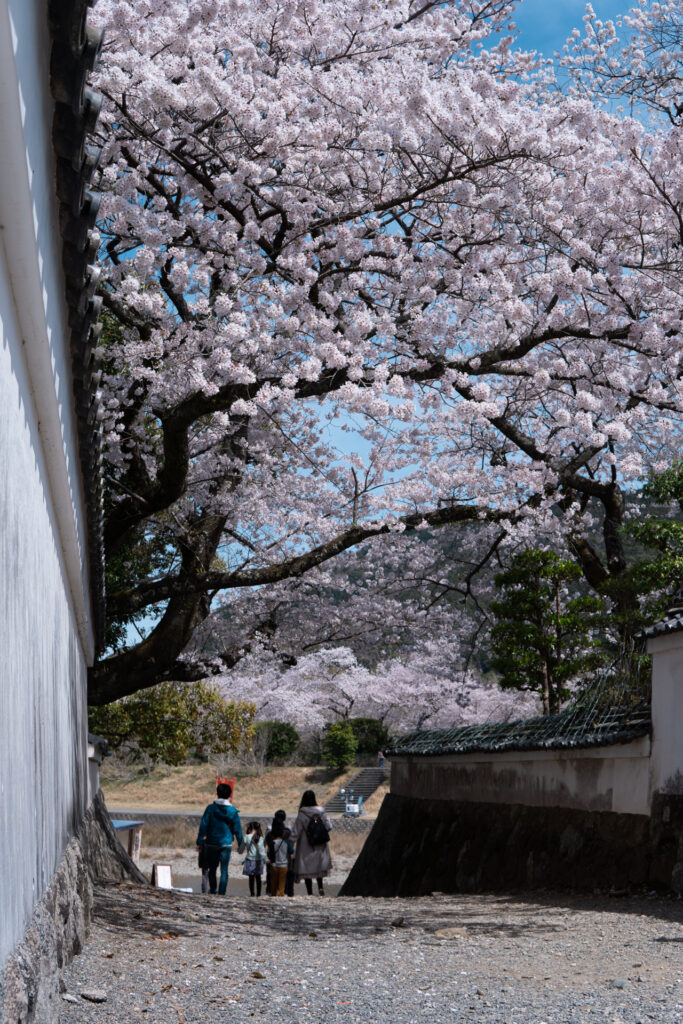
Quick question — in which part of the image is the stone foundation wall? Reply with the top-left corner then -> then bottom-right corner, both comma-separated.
0,793 -> 146,1024
0,833 -> 90,1024
340,792 -> 683,898
110,809 -> 374,835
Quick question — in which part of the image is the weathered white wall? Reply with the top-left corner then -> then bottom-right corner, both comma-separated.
390,736 -> 652,815
648,630 -> 683,797
0,0 -> 92,973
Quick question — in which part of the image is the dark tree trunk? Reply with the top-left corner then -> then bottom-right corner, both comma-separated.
541,662 -> 551,716
89,514 -> 226,705
88,589 -> 214,704
570,483 -> 638,635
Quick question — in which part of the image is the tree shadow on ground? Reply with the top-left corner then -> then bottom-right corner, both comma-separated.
93,882 -> 683,948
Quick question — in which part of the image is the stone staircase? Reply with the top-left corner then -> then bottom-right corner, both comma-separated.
324,767 -> 388,815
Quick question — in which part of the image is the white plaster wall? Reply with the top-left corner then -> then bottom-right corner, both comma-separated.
0,0 -> 94,645
648,631 -> 683,796
391,736 -> 652,815
0,0 -> 91,972
0,238 -> 89,971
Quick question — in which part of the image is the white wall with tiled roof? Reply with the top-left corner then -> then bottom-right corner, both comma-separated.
0,0 -> 92,977
390,736 -> 652,815
390,603 -> 683,819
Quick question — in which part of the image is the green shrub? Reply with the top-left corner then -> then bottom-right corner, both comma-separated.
347,717 -> 390,755
88,681 -> 255,766
322,721 -> 358,774
254,721 -> 301,762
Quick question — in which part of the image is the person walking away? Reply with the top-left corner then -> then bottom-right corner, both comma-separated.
266,819 -> 293,897
291,789 -> 332,895
275,809 -> 296,896
196,780 -> 243,895
378,749 -> 385,770
264,809 -> 294,896
283,813 -> 296,897
242,821 -> 265,896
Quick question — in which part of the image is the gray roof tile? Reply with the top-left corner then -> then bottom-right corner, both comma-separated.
388,699 -> 651,757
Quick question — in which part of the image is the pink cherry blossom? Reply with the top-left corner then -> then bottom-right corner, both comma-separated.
89,1 -> 683,706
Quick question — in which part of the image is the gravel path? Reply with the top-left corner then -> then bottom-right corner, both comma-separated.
60,883 -> 683,1023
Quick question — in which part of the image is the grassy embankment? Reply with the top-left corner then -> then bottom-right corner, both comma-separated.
102,763 -> 390,857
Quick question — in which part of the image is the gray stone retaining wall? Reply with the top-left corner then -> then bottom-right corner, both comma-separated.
0,793 -> 145,1024
0,833 -> 91,1024
110,809 -> 375,835
341,792 -> 683,897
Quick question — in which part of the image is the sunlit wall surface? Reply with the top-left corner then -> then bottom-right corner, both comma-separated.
0,0 -> 94,971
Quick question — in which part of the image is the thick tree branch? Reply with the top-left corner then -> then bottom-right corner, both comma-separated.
108,501 -> 512,618
104,315 -> 635,555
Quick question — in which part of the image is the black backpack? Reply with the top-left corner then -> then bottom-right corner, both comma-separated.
305,813 -> 330,847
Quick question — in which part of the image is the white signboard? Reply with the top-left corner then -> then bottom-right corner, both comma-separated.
152,863 -> 173,889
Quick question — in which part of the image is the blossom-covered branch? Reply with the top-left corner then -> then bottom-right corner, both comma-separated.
89,0 -> 683,703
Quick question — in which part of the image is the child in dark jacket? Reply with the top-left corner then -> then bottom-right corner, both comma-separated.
264,809 -> 294,896
196,782 -> 243,894
242,821 -> 265,896
266,818 -> 294,897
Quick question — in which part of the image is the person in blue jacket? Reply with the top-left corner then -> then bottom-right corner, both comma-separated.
196,781 -> 243,894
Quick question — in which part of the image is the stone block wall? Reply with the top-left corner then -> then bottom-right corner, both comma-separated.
0,793 -> 146,1024
340,792 -> 683,898
0,833 -> 91,1024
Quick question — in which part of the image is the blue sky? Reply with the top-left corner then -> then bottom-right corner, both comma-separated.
514,0 -> 629,54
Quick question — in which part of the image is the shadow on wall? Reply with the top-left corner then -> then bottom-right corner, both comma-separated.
340,792 -> 683,897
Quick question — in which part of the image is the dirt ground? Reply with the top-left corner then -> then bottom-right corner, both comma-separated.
59,882 -> 683,1023
101,764 -> 360,815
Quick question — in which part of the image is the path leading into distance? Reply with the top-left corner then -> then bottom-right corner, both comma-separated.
59,883 -> 683,1023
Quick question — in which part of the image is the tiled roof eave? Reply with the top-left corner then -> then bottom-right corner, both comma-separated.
389,730 -> 652,758
387,701 -> 652,758
642,611 -> 683,639
48,0 -> 106,650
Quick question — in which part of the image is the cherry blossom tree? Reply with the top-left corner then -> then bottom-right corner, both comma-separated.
563,0 -> 683,125
88,0 -> 682,705
556,0 -> 683,614
196,521 -> 504,674
367,638 -> 541,729
217,639 -> 540,734
216,646 -> 372,732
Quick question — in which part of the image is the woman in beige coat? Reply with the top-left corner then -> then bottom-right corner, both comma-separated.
291,789 -> 333,895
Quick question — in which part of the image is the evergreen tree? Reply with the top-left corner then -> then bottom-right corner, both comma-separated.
490,550 -> 606,715
322,722 -> 358,775
622,462 -> 683,623
347,718 -> 390,757
254,721 -> 301,763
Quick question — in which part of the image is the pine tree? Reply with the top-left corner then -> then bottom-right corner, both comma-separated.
490,550 -> 606,715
